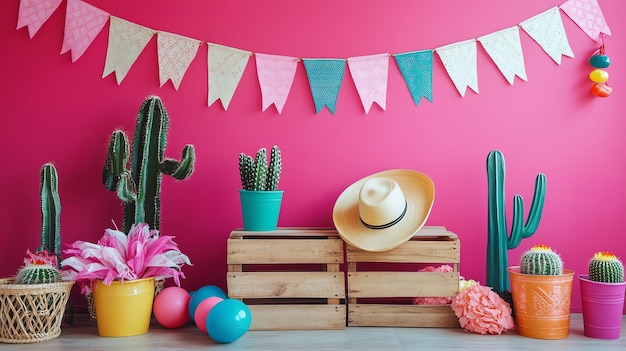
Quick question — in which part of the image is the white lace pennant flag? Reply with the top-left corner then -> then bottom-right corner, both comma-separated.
436,39 -> 478,97
102,16 -> 155,84
16,0 -> 63,38
207,43 -> 251,110
61,0 -> 109,63
347,53 -> 389,113
520,7 -> 574,65
560,0 -> 611,43
255,53 -> 298,114
478,26 -> 527,85
157,32 -> 201,90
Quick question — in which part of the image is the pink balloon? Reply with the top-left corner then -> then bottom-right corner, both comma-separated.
194,296 -> 224,333
153,287 -> 192,328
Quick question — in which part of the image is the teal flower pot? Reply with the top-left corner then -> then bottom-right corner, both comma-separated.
239,190 -> 283,231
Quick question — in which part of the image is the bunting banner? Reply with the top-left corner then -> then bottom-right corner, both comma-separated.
60,0 -> 109,63
255,54 -> 298,114
436,39 -> 478,97
478,26 -> 527,85
207,43 -> 251,110
347,54 -> 389,114
520,7 -> 574,65
302,59 -> 346,115
560,0 -> 611,43
393,50 -> 433,106
102,17 -> 155,85
16,0 -> 63,38
157,32 -> 201,90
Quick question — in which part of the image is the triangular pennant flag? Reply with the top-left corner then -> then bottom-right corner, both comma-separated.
102,17 -> 155,85
560,0 -> 611,43
207,43 -> 251,110
436,39 -> 478,97
347,54 -> 389,114
157,32 -> 201,90
520,7 -> 574,65
61,0 -> 109,63
16,0 -> 63,38
393,50 -> 433,106
302,59 -> 345,115
255,53 -> 298,114
478,26 -> 527,85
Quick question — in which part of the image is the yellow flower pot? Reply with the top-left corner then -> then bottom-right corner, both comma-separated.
92,277 -> 155,337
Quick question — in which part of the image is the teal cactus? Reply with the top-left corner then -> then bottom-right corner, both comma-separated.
487,150 -> 546,292
103,96 -> 196,233
38,163 -> 62,267
520,245 -> 563,275
589,252 -> 624,283
239,145 -> 281,191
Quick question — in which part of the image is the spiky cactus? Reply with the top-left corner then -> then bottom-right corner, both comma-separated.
239,145 -> 281,191
486,150 -> 546,292
520,245 -> 563,276
589,252 -> 624,283
103,96 -> 196,233
38,163 -> 62,267
16,250 -> 61,284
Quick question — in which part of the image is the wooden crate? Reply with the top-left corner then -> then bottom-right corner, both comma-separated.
227,228 -> 346,330
347,226 -> 460,328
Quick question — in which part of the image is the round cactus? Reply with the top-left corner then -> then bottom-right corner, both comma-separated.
589,252 -> 624,283
16,264 -> 61,284
520,244 -> 563,275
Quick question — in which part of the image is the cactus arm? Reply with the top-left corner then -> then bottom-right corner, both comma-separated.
103,131 -> 130,191
39,163 -> 61,267
253,148 -> 268,191
509,174 -> 546,249
266,145 -> 282,191
161,145 -> 196,180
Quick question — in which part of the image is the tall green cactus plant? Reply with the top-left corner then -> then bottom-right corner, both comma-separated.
487,150 -> 546,293
103,96 -> 195,233
38,163 -> 62,268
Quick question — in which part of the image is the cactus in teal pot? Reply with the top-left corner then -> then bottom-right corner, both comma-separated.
520,245 -> 563,275
589,252 -> 624,283
103,96 -> 195,233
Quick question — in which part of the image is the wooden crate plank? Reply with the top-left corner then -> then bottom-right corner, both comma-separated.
249,305 -> 346,330
348,272 -> 459,298
347,240 -> 460,263
348,304 -> 459,328
230,228 -> 339,238
228,271 -> 345,299
228,238 -> 343,264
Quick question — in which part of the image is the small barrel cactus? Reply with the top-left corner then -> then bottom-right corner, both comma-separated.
589,252 -> 624,283
520,244 -> 563,275
15,250 -> 62,284
239,145 -> 282,191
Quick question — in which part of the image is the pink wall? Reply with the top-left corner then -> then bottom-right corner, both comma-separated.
1,0 -> 625,314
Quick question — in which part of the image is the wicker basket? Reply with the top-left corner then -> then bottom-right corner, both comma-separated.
0,278 -> 74,344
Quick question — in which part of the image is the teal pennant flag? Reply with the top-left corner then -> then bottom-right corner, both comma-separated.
302,58 -> 346,115
393,50 -> 433,106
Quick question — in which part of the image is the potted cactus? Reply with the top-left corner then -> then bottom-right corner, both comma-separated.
507,245 -> 574,340
578,252 -> 625,339
238,145 -> 283,231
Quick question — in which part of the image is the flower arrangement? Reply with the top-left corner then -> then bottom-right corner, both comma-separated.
60,223 -> 191,294
451,280 -> 514,335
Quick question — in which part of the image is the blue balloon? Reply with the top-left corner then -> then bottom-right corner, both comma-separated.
187,285 -> 226,322
206,299 -> 251,344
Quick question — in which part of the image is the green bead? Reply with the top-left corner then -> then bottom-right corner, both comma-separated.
590,54 -> 610,69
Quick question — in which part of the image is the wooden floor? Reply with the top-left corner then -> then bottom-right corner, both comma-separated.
0,314 -> 624,350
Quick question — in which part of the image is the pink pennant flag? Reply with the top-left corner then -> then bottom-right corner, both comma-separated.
560,0 -> 611,43
157,32 -> 201,90
102,17 -> 155,85
347,53 -> 389,113
61,0 -> 109,62
16,0 -> 63,38
255,53 -> 298,114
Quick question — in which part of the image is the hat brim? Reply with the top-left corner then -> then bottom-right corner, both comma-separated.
332,169 -> 435,252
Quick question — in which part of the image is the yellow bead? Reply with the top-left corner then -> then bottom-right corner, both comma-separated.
589,69 -> 609,83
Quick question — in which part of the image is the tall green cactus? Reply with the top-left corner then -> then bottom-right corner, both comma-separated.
38,163 -> 61,268
239,145 -> 281,191
103,96 -> 195,233
486,150 -> 546,293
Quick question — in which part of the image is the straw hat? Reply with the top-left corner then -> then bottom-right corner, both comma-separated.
332,169 -> 435,252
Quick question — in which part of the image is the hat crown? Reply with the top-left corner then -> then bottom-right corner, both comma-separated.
358,177 -> 407,228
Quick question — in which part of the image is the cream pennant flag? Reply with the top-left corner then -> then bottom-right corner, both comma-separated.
255,53 -> 298,114
478,26 -> 527,85
16,0 -> 63,38
102,17 -> 155,85
157,32 -> 201,90
207,43 -> 251,110
347,54 -> 389,113
436,39 -> 478,97
61,0 -> 109,63
560,0 -> 611,43
520,7 -> 574,65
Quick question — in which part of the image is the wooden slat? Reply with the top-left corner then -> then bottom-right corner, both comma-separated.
347,239 -> 459,263
248,304 -> 346,330
348,304 -> 459,328
228,238 -> 343,264
348,272 -> 459,298
227,272 -> 345,299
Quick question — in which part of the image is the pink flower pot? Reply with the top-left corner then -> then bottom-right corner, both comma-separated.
579,275 -> 626,340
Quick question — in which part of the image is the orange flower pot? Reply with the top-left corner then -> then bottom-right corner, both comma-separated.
507,266 -> 574,340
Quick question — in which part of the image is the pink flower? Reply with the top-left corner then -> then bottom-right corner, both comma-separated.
60,223 -> 191,294
451,283 -> 514,335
